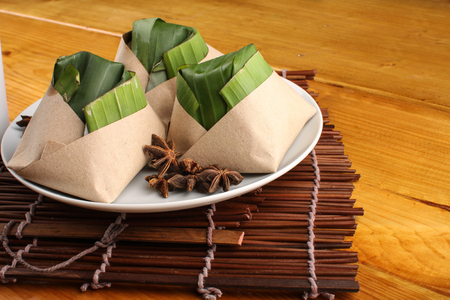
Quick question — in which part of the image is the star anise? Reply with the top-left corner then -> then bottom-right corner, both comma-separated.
145,175 -> 170,198
16,115 -> 32,135
167,174 -> 200,192
144,173 -> 179,198
167,174 -> 188,189
143,137 -> 245,197
16,115 -> 32,127
193,178 -> 212,194
197,164 -> 244,193
179,158 -> 203,175
144,134 -> 181,178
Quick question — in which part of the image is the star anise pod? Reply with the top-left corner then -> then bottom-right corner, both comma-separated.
167,174 -> 186,189
179,158 -> 203,175
16,115 -> 32,135
145,172 -> 179,194
145,175 -> 170,198
16,115 -> 32,127
167,174 -> 199,192
194,179 -> 211,194
144,134 -> 181,178
197,164 -> 244,193
185,175 -> 200,192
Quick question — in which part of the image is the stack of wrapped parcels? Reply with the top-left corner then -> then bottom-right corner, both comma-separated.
7,18 -> 317,203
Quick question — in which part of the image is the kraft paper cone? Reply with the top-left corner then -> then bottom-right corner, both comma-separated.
167,71 -> 317,173
115,31 -> 222,127
7,89 -> 166,203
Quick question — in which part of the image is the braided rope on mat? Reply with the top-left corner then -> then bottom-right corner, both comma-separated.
302,149 -> 335,300
0,197 -> 128,277
0,192 -> 43,283
80,213 -> 127,291
280,69 -> 335,299
197,203 -> 222,300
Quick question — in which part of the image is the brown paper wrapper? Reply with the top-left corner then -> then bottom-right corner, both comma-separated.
7,85 -> 166,203
115,31 -> 222,127
7,86 -> 85,172
167,71 -> 317,173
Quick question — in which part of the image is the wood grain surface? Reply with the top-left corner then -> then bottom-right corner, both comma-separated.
1,0 -> 449,299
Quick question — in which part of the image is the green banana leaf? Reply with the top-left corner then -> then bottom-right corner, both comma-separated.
52,51 -> 132,123
131,18 -> 209,92
83,72 -> 147,132
53,64 -> 80,103
177,44 -> 273,131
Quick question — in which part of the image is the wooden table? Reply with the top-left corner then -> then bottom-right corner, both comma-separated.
1,1 -> 449,299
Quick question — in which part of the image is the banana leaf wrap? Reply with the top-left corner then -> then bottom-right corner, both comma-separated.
175,44 -> 273,131
7,53 -> 166,203
52,51 -> 133,123
115,18 -> 222,127
167,46 -> 317,173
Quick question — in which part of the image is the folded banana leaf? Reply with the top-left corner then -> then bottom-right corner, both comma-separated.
177,44 -> 273,130
131,18 -> 209,92
52,51 -> 132,123
84,72 -> 147,132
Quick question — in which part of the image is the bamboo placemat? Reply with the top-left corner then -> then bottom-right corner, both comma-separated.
0,71 -> 362,299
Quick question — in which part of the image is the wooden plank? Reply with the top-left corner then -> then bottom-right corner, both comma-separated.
1,1 -> 450,111
351,183 -> 450,293
312,81 -> 450,207
0,12 -> 121,121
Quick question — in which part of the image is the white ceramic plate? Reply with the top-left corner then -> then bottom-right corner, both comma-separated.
1,79 -> 322,213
